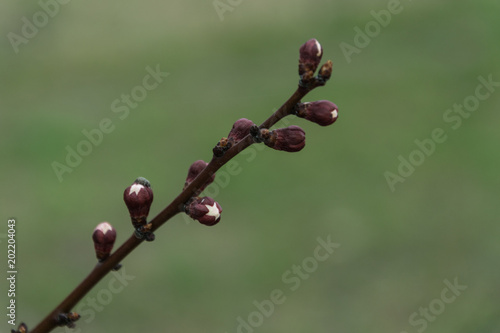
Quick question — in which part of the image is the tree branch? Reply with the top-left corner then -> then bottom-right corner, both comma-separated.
27,38 -> 334,333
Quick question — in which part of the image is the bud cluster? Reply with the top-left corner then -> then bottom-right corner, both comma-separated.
298,38 -> 333,88
183,160 -> 223,226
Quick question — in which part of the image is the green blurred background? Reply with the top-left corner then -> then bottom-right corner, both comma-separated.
1,0 -> 499,332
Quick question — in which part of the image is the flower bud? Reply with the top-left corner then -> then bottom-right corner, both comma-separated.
228,118 -> 254,143
184,160 -> 215,194
92,222 -> 116,261
296,100 -> 338,126
299,38 -> 323,76
263,126 -> 306,152
186,197 -> 222,226
123,177 -> 153,229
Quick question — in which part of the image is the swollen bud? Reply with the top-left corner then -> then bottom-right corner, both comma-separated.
228,118 -> 254,143
295,100 -> 338,126
299,38 -> 323,77
262,126 -> 306,152
123,177 -> 154,229
92,222 -> 117,261
186,197 -> 222,226
184,160 -> 215,194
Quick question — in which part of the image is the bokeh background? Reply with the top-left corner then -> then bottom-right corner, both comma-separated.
1,0 -> 499,332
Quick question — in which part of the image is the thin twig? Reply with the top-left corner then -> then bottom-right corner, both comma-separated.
30,84 -> 315,333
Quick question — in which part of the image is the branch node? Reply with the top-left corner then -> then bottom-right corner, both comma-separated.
112,263 -> 123,271
56,312 -> 80,328
250,125 -> 263,143
134,224 -> 155,242
213,137 -> 232,157
11,323 -> 28,333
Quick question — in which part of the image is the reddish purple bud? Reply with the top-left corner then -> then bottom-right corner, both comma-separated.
264,126 -> 306,152
299,38 -> 323,76
296,100 -> 338,126
92,222 -> 116,261
228,118 -> 254,143
184,160 -> 215,194
186,160 -> 208,184
123,177 -> 153,229
187,197 -> 222,226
